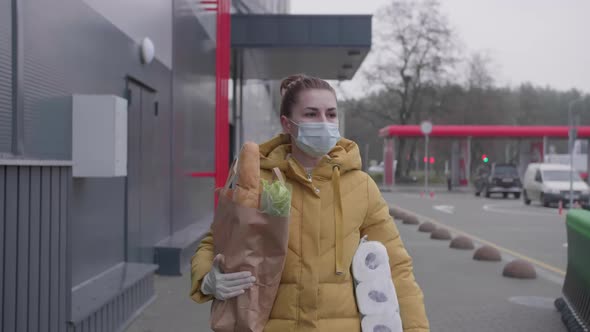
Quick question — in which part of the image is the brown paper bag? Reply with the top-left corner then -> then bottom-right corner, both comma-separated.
210,167 -> 290,332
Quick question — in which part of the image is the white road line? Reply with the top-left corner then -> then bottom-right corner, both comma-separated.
433,205 -> 455,214
483,203 -> 558,218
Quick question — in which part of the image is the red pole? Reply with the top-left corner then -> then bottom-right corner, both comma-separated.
214,0 -> 231,206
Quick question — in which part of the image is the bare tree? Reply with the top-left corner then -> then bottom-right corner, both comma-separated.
466,51 -> 495,90
364,0 -> 459,176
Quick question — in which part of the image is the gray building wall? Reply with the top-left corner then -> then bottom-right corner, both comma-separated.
1,0 -> 218,330
1,0 -> 299,330
82,0 -> 173,69
17,0 -> 172,286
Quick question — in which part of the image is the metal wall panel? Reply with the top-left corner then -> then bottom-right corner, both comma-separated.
28,166 -> 41,332
172,0 -> 217,232
0,165 -> 70,332
0,167 -> 4,328
50,169 -> 60,332
22,0 -> 171,161
0,0 -> 12,153
60,168 -> 71,332
16,167 -> 30,332
68,269 -> 155,332
82,0 -> 173,69
3,167 -> 18,332
39,167 -> 51,330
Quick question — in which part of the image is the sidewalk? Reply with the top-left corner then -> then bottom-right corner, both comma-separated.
125,204 -> 566,332
125,272 -> 209,332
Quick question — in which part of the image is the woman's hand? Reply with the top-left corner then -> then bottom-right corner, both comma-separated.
200,254 -> 256,300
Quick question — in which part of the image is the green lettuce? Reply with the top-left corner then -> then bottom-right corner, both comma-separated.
260,179 -> 292,217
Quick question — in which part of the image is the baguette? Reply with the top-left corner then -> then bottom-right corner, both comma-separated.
233,142 -> 260,208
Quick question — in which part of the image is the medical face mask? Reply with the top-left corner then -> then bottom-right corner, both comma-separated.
289,120 -> 341,157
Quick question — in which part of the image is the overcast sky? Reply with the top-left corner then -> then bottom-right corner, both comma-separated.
291,0 -> 590,97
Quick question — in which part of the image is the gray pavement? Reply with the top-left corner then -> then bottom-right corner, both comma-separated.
125,272 -> 208,332
125,190 -> 568,332
384,190 -> 568,273
393,212 -> 565,332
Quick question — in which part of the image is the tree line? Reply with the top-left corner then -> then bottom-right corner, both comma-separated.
341,0 -> 590,177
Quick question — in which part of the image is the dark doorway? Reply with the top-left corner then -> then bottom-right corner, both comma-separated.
125,79 -> 158,264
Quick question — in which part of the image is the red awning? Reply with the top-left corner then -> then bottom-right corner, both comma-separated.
379,125 -> 590,138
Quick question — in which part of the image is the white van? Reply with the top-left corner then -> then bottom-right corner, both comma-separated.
523,163 -> 590,207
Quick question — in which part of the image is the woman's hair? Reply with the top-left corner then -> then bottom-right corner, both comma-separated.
279,74 -> 336,118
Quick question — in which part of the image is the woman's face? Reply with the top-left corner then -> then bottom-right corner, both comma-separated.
281,89 -> 338,135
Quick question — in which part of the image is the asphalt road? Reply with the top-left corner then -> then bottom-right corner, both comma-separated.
385,189 -> 568,275
383,189 -> 568,332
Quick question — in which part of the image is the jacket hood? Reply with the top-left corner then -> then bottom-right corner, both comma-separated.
259,133 -> 362,180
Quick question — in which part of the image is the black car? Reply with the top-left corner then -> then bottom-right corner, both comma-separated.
474,163 -> 522,198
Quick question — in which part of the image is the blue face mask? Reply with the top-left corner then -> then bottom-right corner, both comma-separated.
289,120 -> 341,157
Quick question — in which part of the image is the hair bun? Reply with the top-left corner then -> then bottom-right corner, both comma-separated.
280,74 -> 306,96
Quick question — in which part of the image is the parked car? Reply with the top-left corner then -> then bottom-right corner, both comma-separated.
474,163 -> 522,198
523,163 -> 590,207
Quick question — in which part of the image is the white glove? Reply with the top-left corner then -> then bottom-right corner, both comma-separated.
201,254 -> 256,300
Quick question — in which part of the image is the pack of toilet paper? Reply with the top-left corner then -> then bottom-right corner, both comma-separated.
352,236 -> 403,332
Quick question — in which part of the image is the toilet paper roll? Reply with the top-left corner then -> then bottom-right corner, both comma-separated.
352,240 -> 391,282
355,279 -> 400,316
361,314 -> 403,332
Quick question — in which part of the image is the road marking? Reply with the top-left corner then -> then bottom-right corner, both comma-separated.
508,296 -> 556,310
483,203 -> 557,218
394,206 -> 566,277
433,205 -> 455,214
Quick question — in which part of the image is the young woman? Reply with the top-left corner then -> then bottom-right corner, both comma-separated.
191,74 -> 429,332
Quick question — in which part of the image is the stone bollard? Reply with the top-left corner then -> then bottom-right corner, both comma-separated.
402,214 -> 420,225
430,228 -> 452,240
502,260 -> 537,279
450,236 -> 475,250
473,245 -> 502,262
418,221 -> 436,232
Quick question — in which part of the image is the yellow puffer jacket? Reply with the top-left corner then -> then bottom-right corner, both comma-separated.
191,134 -> 429,332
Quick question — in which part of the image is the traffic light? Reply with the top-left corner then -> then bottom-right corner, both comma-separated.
482,154 -> 489,163
429,157 -> 435,164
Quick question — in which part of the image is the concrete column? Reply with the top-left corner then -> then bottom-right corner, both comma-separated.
451,140 -> 460,187
505,144 -> 511,163
466,137 -> 472,187
458,140 -> 469,186
383,138 -> 395,188
518,140 -> 530,180
543,136 -> 548,163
